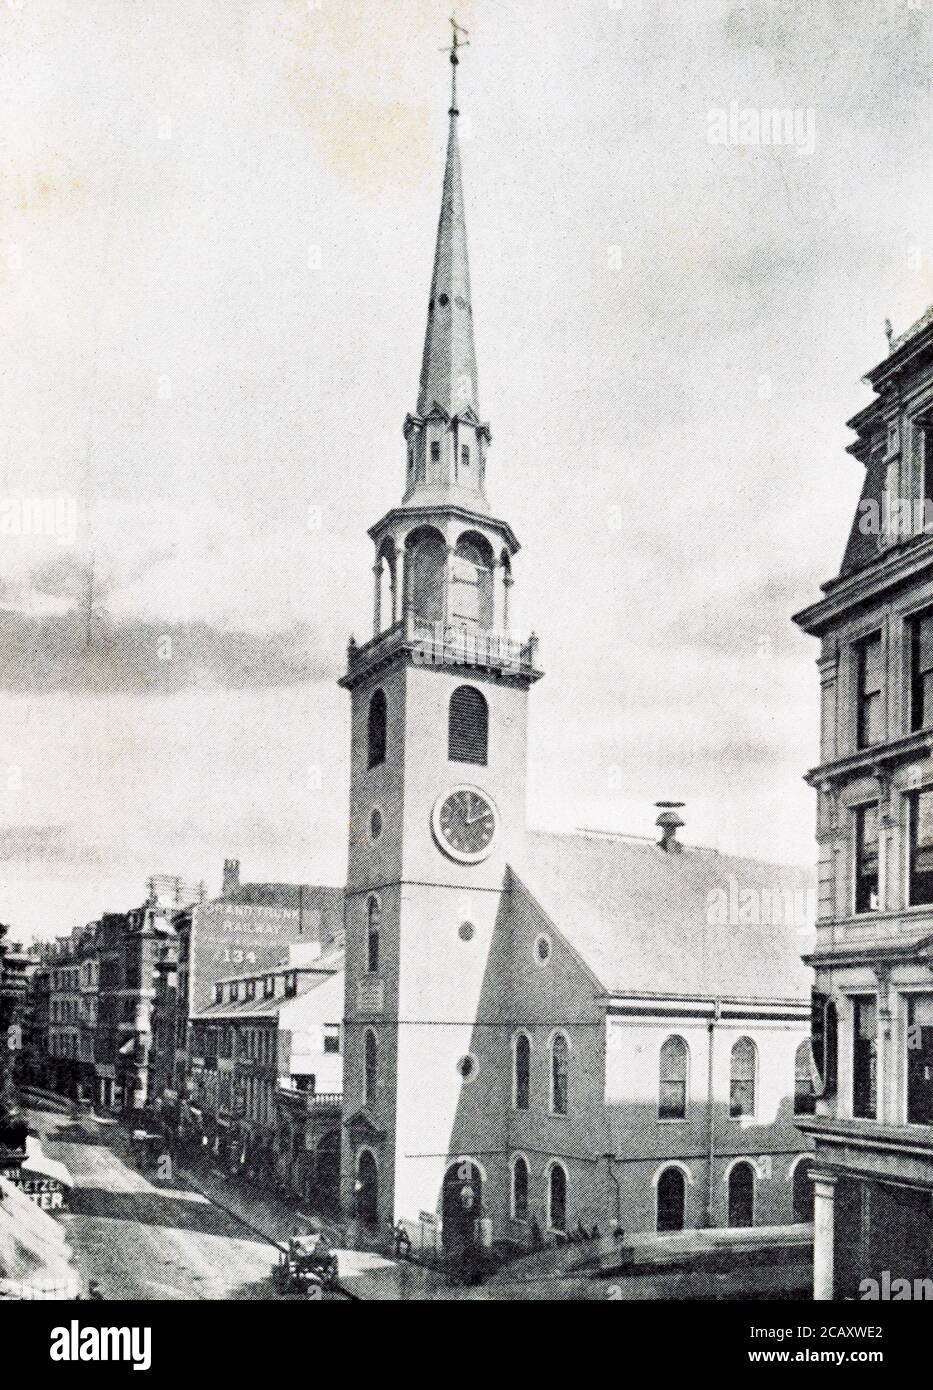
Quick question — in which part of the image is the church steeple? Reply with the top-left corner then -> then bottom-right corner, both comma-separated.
416,37 -> 479,421
403,21 -> 490,510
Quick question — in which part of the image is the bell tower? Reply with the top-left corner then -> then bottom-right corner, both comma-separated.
339,25 -> 542,1240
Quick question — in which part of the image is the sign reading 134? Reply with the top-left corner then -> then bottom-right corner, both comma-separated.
431,785 -> 499,864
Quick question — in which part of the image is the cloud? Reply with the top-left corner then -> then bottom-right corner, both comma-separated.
0,824 -> 104,867
0,609 -> 332,694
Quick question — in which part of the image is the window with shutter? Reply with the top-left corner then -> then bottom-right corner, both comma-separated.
448,685 -> 488,765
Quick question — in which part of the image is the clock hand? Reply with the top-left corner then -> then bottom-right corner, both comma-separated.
464,808 -> 490,824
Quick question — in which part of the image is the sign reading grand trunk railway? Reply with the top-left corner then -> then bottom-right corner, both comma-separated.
190,893 -> 338,1012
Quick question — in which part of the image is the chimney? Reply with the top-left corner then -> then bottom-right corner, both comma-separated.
222,858 -> 240,897
655,802 -> 685,854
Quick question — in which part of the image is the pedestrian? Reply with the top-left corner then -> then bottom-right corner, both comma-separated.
394,1222 -> 411,1259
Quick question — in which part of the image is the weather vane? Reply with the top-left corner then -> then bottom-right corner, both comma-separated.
441,14 -> 471,116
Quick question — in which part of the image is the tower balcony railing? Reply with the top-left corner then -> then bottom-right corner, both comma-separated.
344,614 -> 541,684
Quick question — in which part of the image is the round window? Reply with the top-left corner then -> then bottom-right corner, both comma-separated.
456,1054 -> 478,1083
370,808 -> 383,842
458,922 -> 475,942
438,293 -> 450,307
533,933 -> 552,965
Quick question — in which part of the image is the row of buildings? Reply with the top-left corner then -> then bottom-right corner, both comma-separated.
23,864 -> 347,1212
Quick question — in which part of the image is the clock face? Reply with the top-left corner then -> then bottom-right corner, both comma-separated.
431,785 -> 499,864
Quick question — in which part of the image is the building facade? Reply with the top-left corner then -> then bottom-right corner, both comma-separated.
795,303 -> 933,1298
187,949 -> 342,1206
338,54 -> 815,1253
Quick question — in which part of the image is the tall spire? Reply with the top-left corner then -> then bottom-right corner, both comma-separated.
416,18 -> 479,421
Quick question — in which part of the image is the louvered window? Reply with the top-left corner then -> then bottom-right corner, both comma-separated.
448,685 -> 488,765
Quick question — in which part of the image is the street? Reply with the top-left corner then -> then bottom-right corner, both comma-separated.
27,1105 -> 340,1300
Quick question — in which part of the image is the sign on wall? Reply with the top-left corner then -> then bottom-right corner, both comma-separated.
11,1175 -> 67,1211
190,896 -> 329,1011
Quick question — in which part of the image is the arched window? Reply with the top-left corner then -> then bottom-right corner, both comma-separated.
363,1029 -> 377,1107
794,1039 -> 815,1115
792,1160 -> 813,1224
356,1149 -> 378,1226
366,897 -> 380,974
550,1033 -> 568,1116
513,1032 -> 530,1111
511,1155 -> 529,1222
729,1037 -> 757,1118
656,1166 -> 686,1232
407,529 -> 445,624
450,534 -> 493,629
659,1035 -> 688,1120
728,1161 -> 756,1228
367,689 -> 387,769
547,1161 -> 567,1233
448,685 -> 488,765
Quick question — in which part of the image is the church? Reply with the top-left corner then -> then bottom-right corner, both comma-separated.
338,43 -> 814,1253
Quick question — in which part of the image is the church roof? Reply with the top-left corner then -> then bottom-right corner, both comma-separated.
512,830 -> 814,1001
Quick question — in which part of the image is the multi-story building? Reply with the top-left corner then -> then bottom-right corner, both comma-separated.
187,945 -> 343,1206
45,934 -> 82,1097
794,302 -> 933,1298
337,51 -> 815,1252
93,878 -> 202,1112
146,860 -> 344,1136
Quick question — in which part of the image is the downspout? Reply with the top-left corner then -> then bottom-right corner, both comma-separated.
603,1153 -> 623,1232
705,998 -> 721,1227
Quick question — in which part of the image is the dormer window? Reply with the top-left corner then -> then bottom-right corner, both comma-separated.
430,442 -> 440,463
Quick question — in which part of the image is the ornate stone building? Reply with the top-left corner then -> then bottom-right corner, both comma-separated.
794,303 -> 933,1297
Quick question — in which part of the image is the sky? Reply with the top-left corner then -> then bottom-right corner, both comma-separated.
1,0 -> 932,939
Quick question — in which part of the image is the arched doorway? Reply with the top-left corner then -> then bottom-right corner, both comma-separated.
792,1161 -> 813,1224
728,1162 -> 755,1228
313,1130 -> 341,1212
356,1149 -> 378,1227
657,1166 -> 686,1232
442,1160 -> 482,1253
